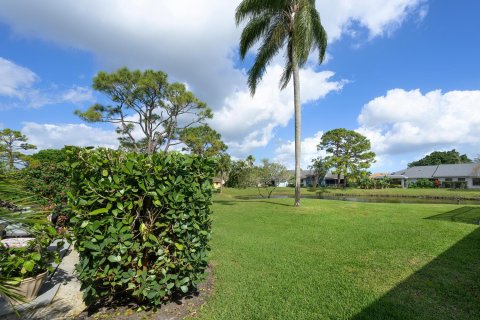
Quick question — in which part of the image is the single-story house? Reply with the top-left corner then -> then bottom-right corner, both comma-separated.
377,163 -> 480,189
212,177 -> 224,189
288,170 -> 344,187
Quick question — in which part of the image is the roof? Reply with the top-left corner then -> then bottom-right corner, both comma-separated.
287,170 -> 344,180
434,163 -> 480,177
392,163 -> 480,179
392,165 -> 438,178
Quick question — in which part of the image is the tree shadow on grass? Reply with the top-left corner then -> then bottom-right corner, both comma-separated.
351,226 -> 480,320
234,196 -> 293,207
214,200 -> 237,206
424,206 -> 480,225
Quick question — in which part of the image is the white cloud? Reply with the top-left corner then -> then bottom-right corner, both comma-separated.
0,57 -> 94,108
0,0 -> 427,150
273,131 -> 327,169
0,57 -> 37,97
211,65 -> 345,155
60,86 -> 94,104
22,122 -> 118,150
357,89 -> 480,155
318,0 -> 427,41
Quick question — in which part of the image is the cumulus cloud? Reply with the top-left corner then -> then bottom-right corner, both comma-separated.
318,0 -> 427,41
211,66 -> 345,154
0,57 -> 37,97
0,57 -> 94,109
357,89 -> 480,155
22,122 -> 118,150
273,131 -> 327,169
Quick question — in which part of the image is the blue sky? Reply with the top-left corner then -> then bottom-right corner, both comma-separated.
0,0 -> 479,172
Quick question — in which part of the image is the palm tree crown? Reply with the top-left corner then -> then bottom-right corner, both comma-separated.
235,0 -> 327,94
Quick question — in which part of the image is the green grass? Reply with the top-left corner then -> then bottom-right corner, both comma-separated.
221,186 -> 480,200
319,187 -> 480,199
195,189 -> 480,320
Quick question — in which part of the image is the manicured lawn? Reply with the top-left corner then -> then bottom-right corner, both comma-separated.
195,190 -> 480,319
224,186 -> 480,200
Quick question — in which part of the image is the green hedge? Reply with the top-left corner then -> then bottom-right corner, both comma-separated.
66,148 -> 215,306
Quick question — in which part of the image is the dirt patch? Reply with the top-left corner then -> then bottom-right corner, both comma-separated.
75,266 -> 214,320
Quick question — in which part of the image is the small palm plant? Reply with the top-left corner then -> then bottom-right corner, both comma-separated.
0,176 -> 60,303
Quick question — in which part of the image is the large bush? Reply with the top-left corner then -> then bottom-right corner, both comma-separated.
66,148 -> 215,306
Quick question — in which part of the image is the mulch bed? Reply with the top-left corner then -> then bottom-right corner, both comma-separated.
75,266 -> 214,320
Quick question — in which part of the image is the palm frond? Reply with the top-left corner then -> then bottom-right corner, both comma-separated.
239,12 -> 275,59
310,8 -> 328,63
280,40 -> 293,89
247,15 -> 288,94
235,0 -> 285,25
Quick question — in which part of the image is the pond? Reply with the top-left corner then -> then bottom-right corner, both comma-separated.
243,194 -> 480,205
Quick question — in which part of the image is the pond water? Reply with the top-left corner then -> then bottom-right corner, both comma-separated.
246,194 -> 480,205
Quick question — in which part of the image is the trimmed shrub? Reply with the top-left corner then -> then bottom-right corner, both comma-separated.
409,178 -> 434,188
66,148 -> 215,306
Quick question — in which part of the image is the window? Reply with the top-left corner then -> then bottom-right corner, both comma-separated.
458,178 -> 465,181
445,178 -> 452,182
473,178 -> 480,186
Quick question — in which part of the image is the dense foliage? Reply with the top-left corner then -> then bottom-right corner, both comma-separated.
23,149 -> 70,208
408,149 -> 472,167
66,148 -> 215,306
180,125 -> 227,157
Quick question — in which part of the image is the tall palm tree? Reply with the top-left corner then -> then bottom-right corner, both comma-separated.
246,154 -> 255,167
235,0 -> 327,206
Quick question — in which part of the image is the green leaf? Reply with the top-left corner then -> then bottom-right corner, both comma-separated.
102,169 -> 108,176
180,285 -> 188,293
31,252 -> 41,261
90,207 -> 108,215
107,255 -> 121,263
23,260 -> 35,272
175,243 -> 184,250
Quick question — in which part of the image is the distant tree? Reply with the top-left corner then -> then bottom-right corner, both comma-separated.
215,153 -> 231,194
226,160 -> 257,188
246,155 -> 255,167
309,156 -> 329,188
75,68 -> 212,154
255,159 -> 290,198
318,128 -> 376,188
357,171 -> 373,189
180,125 -> 227,157
236,0 -> 328,207
0,128 -> 36,171
408,149 -> 472,167
474,155 -> 480,163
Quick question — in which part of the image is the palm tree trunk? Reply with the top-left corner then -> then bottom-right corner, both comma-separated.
293,58 -> 301,207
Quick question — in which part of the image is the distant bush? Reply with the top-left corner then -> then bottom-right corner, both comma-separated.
66,148 -> 215,307
409,179 -> 434,188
